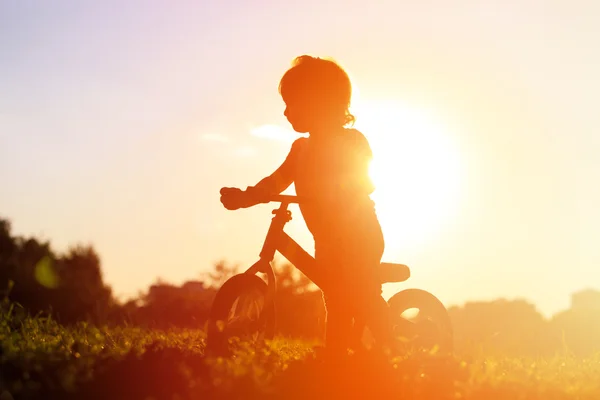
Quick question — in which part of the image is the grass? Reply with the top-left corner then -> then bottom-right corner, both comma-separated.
1,306 -> 600,399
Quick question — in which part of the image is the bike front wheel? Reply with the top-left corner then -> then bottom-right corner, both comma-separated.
388,288 -> 454,355
206,273 -> 276,356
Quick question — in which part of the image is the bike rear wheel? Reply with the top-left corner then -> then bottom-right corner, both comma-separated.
206,273 -> 276,356
388,288 -> 453,355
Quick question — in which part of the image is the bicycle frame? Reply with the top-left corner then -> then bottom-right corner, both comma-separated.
243,196 -> 326,296
231,194 -> 423,341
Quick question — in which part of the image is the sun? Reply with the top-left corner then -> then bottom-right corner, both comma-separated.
352,99 -> 464,257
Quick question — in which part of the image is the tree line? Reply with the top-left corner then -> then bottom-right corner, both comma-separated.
1,217 -> 599,357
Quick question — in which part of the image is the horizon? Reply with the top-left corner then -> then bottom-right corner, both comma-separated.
1,1 -> 599,319
1,213 -> 598,320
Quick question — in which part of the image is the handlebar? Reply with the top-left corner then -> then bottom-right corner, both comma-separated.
263,194 -> 303,204
220,187 -> 306,206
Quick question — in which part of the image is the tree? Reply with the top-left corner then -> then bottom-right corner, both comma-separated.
127,279 -> 217,329
0,217 -> 116,324
53,245 -> 114,324
204,261 -> 240,288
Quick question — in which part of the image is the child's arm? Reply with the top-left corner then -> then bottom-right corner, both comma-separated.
246,138 -> 302,196
249,158 -> 294,195
221,139 -> 301,210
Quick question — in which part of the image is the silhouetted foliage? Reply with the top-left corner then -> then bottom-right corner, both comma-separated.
447,299 -> 552,357
203,260 -> 240,289
118,261 -> 325,337
0,217 -> 114,325
549,289 -> 600,356
126,280 -> 217,329
448,291 -> 600,357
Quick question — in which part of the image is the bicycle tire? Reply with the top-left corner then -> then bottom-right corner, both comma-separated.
206,273 -> 276,355
388,288 -> 454,355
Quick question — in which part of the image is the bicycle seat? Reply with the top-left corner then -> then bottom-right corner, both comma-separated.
379,262 -> 410,283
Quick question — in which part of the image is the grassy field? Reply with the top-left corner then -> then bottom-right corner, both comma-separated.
1,307 -> 600,399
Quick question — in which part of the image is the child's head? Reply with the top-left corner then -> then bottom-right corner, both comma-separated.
279,55 -> 354,133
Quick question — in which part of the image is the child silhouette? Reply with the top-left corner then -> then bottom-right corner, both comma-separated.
220,55 -> 392,358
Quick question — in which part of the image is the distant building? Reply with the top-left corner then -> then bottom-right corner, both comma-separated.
571,289 -> 600,312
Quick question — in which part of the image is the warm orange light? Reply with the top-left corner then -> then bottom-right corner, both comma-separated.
352,99 -> 464,255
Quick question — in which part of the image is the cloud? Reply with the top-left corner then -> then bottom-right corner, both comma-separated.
250,124 -> 297,143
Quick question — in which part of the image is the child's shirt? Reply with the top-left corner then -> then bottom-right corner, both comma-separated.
279,128 -> 379,240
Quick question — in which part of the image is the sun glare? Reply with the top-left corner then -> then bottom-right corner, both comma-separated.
352,99 -> 464,256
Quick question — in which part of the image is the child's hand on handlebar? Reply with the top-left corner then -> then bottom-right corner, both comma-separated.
220,186 -> 270,210
220,187 -> 248,210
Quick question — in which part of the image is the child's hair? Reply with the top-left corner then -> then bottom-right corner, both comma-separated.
279,55 -> 355,126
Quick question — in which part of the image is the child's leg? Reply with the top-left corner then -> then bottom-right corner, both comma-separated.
322,291 -> 354,358
341,243 -> 394,348
355,289 -> 395,347
315,218 -> 387,355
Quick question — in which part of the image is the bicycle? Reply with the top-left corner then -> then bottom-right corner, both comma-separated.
206,193 -> 453,356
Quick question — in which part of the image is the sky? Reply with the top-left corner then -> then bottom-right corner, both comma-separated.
1,0 -> 599,317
